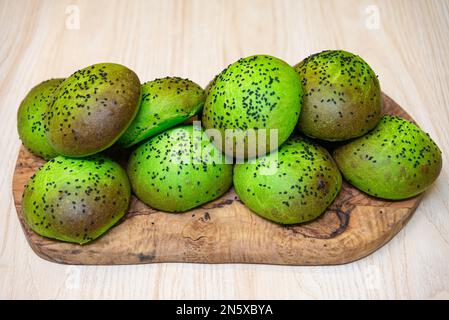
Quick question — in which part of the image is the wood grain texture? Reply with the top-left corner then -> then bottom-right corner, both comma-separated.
0,0 -> 448,299
12,94 -> 422,265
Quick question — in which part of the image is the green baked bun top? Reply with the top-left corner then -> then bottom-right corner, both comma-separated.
128,125 -> 233,212
22,155 -> 131,244
294,50 -> 382,141
333,115 -> 442,200
47,63 -> 141,157
234,137 -> 342,224
17,78 -> 64,160
117,77 -> 205,148
202,55 -> 302,159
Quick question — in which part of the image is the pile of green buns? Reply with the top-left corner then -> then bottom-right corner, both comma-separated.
17,51 -> 442,244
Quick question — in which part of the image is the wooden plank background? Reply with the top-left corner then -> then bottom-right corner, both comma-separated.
0,0 -> 448,299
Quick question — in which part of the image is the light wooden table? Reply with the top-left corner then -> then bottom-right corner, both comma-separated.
0,0 -> 448,299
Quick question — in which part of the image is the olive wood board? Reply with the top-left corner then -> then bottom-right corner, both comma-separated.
12,93 -> 422,265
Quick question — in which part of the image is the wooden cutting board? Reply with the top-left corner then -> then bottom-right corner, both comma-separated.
12,93 -> 423,265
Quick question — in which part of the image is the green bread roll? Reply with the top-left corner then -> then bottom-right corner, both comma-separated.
118,77 -> 205,148
234,137 -> 342,224
128,125 -> 233,212
333,115 -> 442,199
17,78 -> 64,159
294,50 -> 382,141
47,62 -> 141,157
202,55 -> 302,159
22,155 -> 131,244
